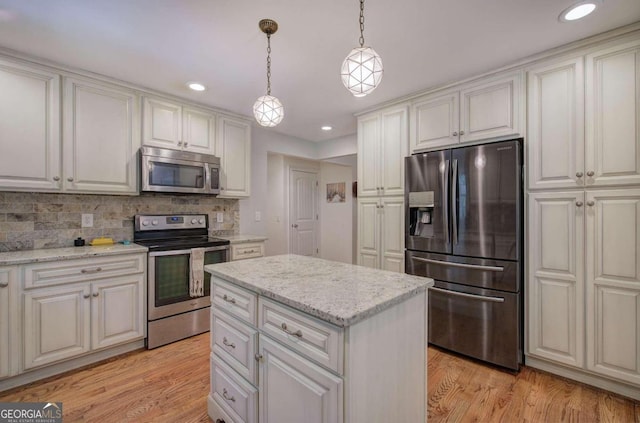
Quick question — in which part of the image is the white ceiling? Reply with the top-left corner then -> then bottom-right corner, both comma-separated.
0,0 -> 638,142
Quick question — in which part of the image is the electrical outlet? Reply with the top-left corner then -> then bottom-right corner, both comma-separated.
216,212 -> 224,223
81,213 -> 93,228
255,211 -> 261,222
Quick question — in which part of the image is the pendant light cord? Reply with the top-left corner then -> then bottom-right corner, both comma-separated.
266,33 -> 272,95
359,0 -> 365,47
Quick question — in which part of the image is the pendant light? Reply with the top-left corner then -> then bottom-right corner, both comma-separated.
253,19 -> 284,127
340,0 -> 383,97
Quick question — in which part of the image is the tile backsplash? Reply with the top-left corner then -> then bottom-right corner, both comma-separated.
0,192 -> 239,252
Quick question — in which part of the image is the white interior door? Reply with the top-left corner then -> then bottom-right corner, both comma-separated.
289,169 -> 319,256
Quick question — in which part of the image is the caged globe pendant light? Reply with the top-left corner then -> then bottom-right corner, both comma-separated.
340,0 -> 383,97
253,19 -> 284,127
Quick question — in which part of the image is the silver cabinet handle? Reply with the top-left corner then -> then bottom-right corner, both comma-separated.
81,267 -> 102,274
67,177 -> 74,182
430,287 -> 505,303
586,170 -> 595,177
53,176 -> 60,181
255,353 -> 263,362
576,172 -> 583,178
222,294 -> 236,304
292,224 -> 298,228
222,388 -> 235,402
222,337 -> 236,349
411,256 -> 504,272
576,201 -> 584,207
83,294 -> 90,299
459,130 -> 465,135
587,201 -> 595,207
452,131 -> 458,137
92,292 -> 99,297
281,322 -> 303,338
220,187 -> 224,190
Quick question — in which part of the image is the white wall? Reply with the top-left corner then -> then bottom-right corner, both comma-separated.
319,161 -> 354,264
316,134 -> 357,160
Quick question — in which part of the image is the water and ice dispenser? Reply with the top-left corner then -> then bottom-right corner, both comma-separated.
408,191 -> 435,238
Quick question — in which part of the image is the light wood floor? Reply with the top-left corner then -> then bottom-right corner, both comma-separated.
1,333 -> 638,422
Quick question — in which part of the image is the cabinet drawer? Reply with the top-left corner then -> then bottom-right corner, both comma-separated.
211,354 -> 257,423
231,243 -> 264,261
258,297 -> 344,374
23,254 -> 146,289
212,308 -> 258,384
212,278 -> 257,325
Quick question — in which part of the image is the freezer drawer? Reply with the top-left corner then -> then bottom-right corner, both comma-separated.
429,281 -> 521,370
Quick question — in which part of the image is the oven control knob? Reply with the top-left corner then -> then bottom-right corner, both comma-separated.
191,218 -> 198,224
152,220 -> 159,226
142,220 -> 150,226
198,218 -> 205,224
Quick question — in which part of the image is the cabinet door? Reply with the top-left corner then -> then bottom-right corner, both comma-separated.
585,40 -> 640,187
380,106 -> 408,196
23,284 -> 91,369
357,113 -> 380,197
91,275 -> 145,350
527,57 -> 585,190
217,116 -> 251,198
527,192 -> 584,368
380,196 -> 405,273
183,105 -> 217,155
586,189 -> 640,385
410,92 -> 458,151
358,198 -> 380,269
63,77 -> 140,194
0,60 -> 61,191
0,267 -> 16,379
258,335 -> 343,423
143,96 -> 182,148
460,72 -> 522,143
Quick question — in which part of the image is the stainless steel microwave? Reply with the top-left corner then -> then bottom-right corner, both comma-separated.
140,146 -> 220,195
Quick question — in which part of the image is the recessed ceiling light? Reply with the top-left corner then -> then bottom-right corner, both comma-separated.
187,82 -> 206,91
559,0 -> 600,22
321,126 -> 333,131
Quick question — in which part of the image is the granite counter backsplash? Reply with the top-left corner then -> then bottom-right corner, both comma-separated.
0,192 -> 239,252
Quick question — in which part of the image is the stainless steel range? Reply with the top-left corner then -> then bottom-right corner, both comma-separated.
134,214 -> 230,349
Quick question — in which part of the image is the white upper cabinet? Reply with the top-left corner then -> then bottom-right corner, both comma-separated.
143,96 -> 217,155
527,57 -> 585,190
410,71 -> 522,152
357,104 -> 408,197
216,116 -> 251,198
0,59 -> 61,191
586,39 -> 640,187
63,77 -> 140,194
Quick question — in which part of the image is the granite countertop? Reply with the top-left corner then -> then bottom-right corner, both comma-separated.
0,244 -> 148,265
205,254 -> 433,327
217,235 -> 268,244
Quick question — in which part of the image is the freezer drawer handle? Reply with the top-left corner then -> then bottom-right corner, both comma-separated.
411,256 -> 504,272
430,287 -> 505,303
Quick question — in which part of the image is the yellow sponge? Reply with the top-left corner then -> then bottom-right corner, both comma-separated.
90,237 -> 115,246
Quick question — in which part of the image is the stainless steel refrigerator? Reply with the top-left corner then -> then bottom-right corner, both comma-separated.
405,139 -> 523,370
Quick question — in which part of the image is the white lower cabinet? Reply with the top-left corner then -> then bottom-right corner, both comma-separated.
528,189 -> 640,396
358,196 -> 404,272
0,267 -> 17,379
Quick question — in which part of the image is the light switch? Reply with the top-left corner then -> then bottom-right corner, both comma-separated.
216,212 -> 224,223
81,214 -> 93,228
255,211 -> 261,222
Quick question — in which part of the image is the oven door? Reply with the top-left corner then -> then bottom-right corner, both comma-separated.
148,246 -> 229,320
141,155 -> 211,194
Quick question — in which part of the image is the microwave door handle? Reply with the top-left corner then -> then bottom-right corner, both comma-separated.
442,159 -> 450,246
204,163 -> 212,193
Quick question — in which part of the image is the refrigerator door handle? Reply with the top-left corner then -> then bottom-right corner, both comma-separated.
411,256 -> 504,272
451,159 -> 459,245
442,159 -> 450,246
429,287 -> 505,303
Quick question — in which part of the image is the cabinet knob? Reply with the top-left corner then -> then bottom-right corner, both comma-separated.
576,201 -> 584,207
83,294 -> 90,299
292,224 -> 298,228
255,353 -> 263,362
576,172 -> 583,178
53,176 -> 60,181
220,187 -> 224,191
586,170 -> 595,177
177,141 -> 183,146
0,282 -> 9,288
587,201 -> 595,207
92,292 -> 99,297
459,130 -> 465,135
67,177 -> 74,182
184,142 -> 189,147
452,131 -> 458,137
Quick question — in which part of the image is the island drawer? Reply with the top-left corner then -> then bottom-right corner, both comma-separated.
212,308 -> 258,385
258,297 -> 344,375
211,354 -> 257,423
212,278 -> 257,325
22,254 -> 146,289
231,243 -> 264,261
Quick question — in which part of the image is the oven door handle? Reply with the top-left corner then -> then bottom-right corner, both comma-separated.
429,287 -> 505,303
148,245 -> 230,257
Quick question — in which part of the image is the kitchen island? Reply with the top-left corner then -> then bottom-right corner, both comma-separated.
204,254 -> 433,423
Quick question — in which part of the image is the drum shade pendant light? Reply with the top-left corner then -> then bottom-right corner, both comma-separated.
253,19 -> 284,127
340,0 -> 383,97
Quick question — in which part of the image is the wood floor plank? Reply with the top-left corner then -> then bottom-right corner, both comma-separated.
1,335 -> 638,422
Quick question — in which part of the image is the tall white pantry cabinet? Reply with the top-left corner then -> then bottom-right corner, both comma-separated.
526,36 -> 640,397
356,104 -> 408,272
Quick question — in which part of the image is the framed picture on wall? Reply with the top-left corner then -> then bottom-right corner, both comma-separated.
326,182 -> 346,203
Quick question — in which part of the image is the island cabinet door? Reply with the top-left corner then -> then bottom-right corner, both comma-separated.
258,335 -> 343,423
